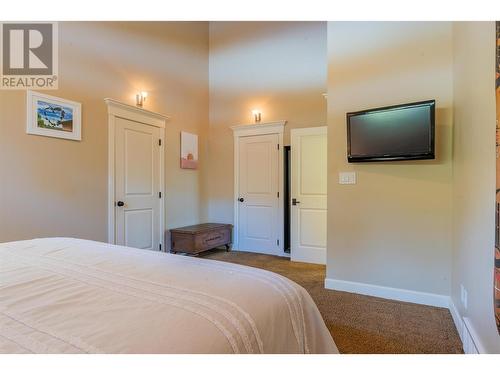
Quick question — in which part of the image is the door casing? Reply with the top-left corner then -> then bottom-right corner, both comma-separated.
231,121 -> 287,256
105,98 -> 168,248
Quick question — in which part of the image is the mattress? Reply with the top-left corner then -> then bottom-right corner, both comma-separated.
0,238 -> 338,354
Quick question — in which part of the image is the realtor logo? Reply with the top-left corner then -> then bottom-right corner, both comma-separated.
1,22 -> 58,89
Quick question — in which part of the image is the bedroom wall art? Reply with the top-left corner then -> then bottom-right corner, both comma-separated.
26,90 -> 82,141
180,131 -> 198,169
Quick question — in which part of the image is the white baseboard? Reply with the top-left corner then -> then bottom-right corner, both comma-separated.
448,298 -> 463,340
324,278 -> 449,308
448,299 -> 484,354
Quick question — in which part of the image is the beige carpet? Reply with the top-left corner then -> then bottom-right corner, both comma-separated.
201,249 -> 463,354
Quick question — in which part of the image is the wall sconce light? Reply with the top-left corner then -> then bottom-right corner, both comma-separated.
252,109 -> 262,123
136,91 -> 148,107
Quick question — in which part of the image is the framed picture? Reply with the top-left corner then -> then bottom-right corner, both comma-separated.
26,90 -> 81,141
180,131 -> 198,169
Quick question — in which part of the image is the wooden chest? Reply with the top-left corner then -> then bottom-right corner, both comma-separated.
169,223 -> 233,255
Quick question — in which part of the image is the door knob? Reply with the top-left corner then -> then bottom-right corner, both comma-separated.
238,197 -> 244,202
292,198 -> 300,205
117,201 -> 125,207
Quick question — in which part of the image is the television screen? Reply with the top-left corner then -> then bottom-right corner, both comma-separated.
347,100 -> 435,162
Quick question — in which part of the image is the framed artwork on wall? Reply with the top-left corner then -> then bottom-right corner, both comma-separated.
26,90 -> 82,141
180,131 -> 198,169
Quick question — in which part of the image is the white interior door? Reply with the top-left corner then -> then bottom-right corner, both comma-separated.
115,117 -> 162,250
237,133 -> 280,255
291,127 -> 327,264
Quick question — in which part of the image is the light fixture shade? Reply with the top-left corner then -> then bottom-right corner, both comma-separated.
136,92 -> 148,107
251,109 -> 262,123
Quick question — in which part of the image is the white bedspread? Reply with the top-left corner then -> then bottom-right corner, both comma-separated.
0,238 -> 338,354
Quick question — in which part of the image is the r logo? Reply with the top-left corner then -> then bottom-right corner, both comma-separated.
1,22 -> 58,89
2,23 -> 53,75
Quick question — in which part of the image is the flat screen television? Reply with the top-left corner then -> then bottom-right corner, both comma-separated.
347,100 -> 435,162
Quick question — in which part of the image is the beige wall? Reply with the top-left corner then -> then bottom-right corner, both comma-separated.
0,22 -> 209,243
326,22 -> 454,296
207,21 -> 327,223
452,22 -> 500,353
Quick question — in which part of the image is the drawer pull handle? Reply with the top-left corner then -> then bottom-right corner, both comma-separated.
206,236 -> 222,242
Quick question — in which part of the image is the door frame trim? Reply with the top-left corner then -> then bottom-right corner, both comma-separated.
104,98 -> 169,248
230,120 -> 287,255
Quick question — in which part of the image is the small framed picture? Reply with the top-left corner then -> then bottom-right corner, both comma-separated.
180,131 -> 198,169
26,90 -> 82,141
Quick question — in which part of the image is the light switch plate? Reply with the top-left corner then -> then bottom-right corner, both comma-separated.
339,172 -> 356,185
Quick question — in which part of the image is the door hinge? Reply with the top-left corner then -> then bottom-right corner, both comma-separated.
159,192 -> 162,199
277,191 -> 279,198
277,144 -> 280,150
159,243 -> 162,251
159,139 -> 162,146
277,239 -> 280,246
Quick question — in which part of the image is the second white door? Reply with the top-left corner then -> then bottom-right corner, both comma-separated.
115,117 -> 162,251
237,134 -> 280,255
291,127 -> 327,264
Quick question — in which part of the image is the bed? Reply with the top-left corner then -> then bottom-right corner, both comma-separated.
0,238 -> 338,354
